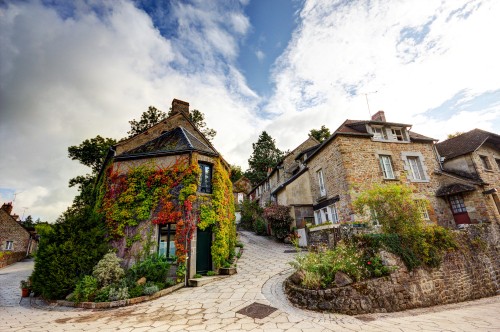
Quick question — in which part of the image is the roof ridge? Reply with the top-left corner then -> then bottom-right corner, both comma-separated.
179,126 -> 194,149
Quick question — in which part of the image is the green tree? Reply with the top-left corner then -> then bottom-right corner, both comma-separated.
128,106 -> 167,138
230,164 -> 243,183
168,107 -> 217,142
245,131 -> 284,185
309,125 -> 331,142
68,135 -> 117,174
447,131 -> 465,139
22,215 -> 35,228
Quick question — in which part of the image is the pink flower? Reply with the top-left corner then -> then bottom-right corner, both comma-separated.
367,261 -> 371,265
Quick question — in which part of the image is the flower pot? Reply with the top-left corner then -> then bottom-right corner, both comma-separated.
21,288 -> 30,297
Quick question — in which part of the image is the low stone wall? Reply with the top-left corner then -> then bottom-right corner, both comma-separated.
285,223 -> 500,315
0,251 -> 27,268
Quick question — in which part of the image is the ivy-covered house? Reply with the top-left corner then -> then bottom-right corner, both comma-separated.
97,99 -> 235,280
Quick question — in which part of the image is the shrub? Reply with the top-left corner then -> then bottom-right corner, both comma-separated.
263,204 -> 293,240
92,251 -> 125,287
108,286 -> 129,301
94,286 -> 111,302
73,275 -> 98,303
240,199 -> 263,231
143,285 -> 159,295
193,274 -> 202,278
253,217 -> 267,235
128,285 -> 144,298
206,270 -> 216,276
126,253 -> 171,284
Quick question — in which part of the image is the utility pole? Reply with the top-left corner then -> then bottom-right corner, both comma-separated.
363,91 -> 378,118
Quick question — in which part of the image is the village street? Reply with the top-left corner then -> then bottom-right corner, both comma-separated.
1,231 -> 500,332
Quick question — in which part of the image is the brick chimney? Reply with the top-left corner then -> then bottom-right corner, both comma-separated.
371,110 -> 386,122
1,202 -> 13,215
171,99 -> 190,117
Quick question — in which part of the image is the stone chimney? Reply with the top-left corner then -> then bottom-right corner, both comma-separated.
1,202 -> 13,215
171,99 -> 190,117
371,110 -> 386,122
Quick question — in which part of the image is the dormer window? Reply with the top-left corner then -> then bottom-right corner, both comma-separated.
391,128 -> 405,141
372,127 -> 387,140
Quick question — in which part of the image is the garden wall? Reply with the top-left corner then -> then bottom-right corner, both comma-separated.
285,223 -> 500,315
0,251 -> 27,268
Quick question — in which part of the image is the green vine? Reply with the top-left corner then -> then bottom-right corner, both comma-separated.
199,159 -> 236,269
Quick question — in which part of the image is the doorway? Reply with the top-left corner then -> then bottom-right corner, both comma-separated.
196,227 -> 212,274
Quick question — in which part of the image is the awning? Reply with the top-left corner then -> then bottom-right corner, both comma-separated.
436,183 -> 476,197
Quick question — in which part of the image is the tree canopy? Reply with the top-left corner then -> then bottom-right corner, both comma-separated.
309,125 -> 331,142
245,131 -> 284,185
230,164 -> 244,183
128,106 -> 167,138
68,135 -> 117,174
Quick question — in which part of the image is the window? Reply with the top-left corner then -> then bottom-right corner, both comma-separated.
237,193 -> 244,204
449,195 -> 467,214
496,158 -> 500,171
314,204 -> 340,225
370,209 -> 380,226
372,127 -> 387,140
408,156 -> 426,180
479,155 -> 492,170
199,163 -> 212,193
158,224 -> 176,260
391,128 -> 405,141
5,241 -> 13,250
379,155 -> 395,179
317,169 -> 326,197
416,200 -> 430,221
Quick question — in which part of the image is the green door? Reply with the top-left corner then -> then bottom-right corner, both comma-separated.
196,227 -> 212,274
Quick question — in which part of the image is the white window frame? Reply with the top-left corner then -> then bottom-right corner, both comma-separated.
237,193 -> 244,204
5,241 -> 13,250
408,156 -> 426,180
391,128 -> 405,141
314,204 -> 340,225
370,209 -> 380,226
314,210 -> 322,225
372,126 -> 387,140
317,169 -> 326,197
379,155 -> 395,179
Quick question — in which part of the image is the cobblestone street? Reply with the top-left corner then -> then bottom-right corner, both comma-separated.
1,231 -> 500,331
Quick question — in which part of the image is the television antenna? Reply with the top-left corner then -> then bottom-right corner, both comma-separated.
21,207 -> 29,221
363,91 -> 378,117
13,191 -> 23,202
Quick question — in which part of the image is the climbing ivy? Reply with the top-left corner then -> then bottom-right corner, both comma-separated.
198,159 -> 236,269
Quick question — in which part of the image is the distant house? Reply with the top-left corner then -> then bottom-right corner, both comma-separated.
233,176 -> 252,224
435,129 -> 500,225
0,203 -> 37,267
248,136 -> 320,229
100,99 -> 235,278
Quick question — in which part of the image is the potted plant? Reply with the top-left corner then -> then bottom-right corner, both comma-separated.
20,279 -> 31,297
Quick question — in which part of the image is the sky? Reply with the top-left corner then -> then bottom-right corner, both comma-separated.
1,0 -> 499,222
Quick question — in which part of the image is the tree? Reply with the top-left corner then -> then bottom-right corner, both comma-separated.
128,106 -> 167,138
68,135 -> 117,174
22,215 -> 35,228
447,131 -> 465,139
230,164 -> 243,183
168,108 -> 217,142
245,131 -> 284,185
309,125 -> 331,142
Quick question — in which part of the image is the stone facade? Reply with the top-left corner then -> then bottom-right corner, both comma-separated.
306,134 -> 450,226
0,204 -> 31,262
285,223 -> 500,315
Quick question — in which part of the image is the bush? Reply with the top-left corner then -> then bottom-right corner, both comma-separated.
126,253 -> 171,284
253,217 -> 267,235
73,275 -> 98,303
263,204 -> 293,240
92,251 -> 125,287
128,285 -> 144,298
143,285 -> 159,295
108,286 -> 129,301
240,199 -> 263,231
290,242 -> 367,289
206,270 -> 216,276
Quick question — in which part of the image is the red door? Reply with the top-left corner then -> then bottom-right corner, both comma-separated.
449,194 -> 471,224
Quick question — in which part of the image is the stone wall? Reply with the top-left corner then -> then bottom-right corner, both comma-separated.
285,223 -> 500,315
0,209 -> 30,256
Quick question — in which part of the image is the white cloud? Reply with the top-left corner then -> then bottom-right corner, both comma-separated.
264,0 -> 500,150
255,50 -> 266,61
0,0 -> 260,221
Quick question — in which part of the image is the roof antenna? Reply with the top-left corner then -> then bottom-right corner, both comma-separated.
363,91 -> 378,118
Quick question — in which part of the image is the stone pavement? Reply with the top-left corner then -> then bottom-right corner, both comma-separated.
1,231 -> 500,331
0,258 -> 34,307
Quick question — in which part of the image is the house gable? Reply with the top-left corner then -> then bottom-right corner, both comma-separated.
0,204 -> 30,253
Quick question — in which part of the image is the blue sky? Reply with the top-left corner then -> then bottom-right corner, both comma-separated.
1,0 -> 499,221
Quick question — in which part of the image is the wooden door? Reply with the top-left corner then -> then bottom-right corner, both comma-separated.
196,227 -> 212,274
449,194 -> 471,224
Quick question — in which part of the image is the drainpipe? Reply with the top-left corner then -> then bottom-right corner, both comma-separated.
432,144 -> 443,171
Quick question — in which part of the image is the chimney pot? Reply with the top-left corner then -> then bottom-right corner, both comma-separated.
371,110 -> 386,122
1,202 -> 13,215
171,99 -> 190,116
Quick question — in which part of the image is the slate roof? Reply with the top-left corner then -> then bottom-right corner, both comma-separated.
436,183 -> 476,197
116,126 -> 217,160
435,129 -> 500,160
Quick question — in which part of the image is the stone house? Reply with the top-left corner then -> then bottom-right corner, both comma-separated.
281,111 -> 455,238
248,136 -> 320,229
0,203 -> 37,267
100,99 -> 234,278
435,129 -> 500,225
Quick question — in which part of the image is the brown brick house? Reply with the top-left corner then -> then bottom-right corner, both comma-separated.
435,129 -> 500,225
0,203 -> 37,267
100,98 -> 234,278
282,111 -> 455,231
